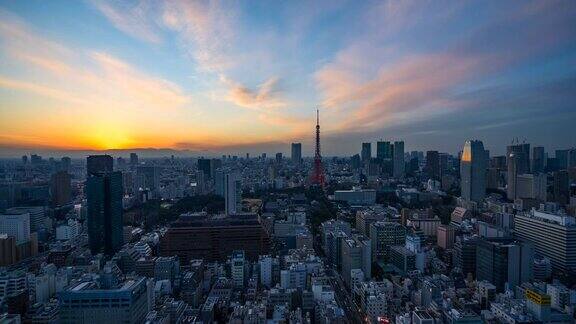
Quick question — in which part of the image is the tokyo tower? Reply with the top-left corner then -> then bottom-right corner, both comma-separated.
311,108 -> 325,187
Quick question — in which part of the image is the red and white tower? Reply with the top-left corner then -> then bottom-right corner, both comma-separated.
311,108 -> 325,187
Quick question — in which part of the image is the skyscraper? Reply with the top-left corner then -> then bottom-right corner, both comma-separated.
556,149 -> 569,170
460,140 -> 487,202
506,143 -> 530,174
87,155 -> 113,175
197,158 -> 211,179
136,165 -> 159,194
393,141 -> 405,179
51,171 -> 71,207
224,171 -> 242,215
532,146 -> 545,174
361,143 -> 372,162
508,152 -> 519,200
376,141 -> 392,160
553,170 -> 569,205
87,170 -> 123,255
129,152 -> 139,166
425,150 -> 440,180
291,143 -> 302,165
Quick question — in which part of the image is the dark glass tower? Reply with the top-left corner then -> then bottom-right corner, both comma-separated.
87,155 -> 113,175
87,171 -> 123,255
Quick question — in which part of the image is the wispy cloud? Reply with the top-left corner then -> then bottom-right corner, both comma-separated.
90,0 -> 163,44
221,76 -> 286,110
315,0 -> 576,133
0,10 -> 190,111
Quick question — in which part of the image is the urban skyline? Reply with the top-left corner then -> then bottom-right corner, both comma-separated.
0,2 -> 576,323
0,1 -> 575,157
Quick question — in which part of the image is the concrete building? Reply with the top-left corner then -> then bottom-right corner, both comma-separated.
476,238 -> 534,292
369,221 -> 406,262
0,212 -> 30,244
514,208 -> 576,271
58,277 -> 151,324
341,235 -> 371,287
231,250 -> 245,288
160,213 -> 270,263
437,224 -> 455,249
334,187 -> 376,206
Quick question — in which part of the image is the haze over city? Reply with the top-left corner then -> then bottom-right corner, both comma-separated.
0,0 -> 575,157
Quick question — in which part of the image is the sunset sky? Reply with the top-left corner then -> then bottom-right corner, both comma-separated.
0,0 -> 575,157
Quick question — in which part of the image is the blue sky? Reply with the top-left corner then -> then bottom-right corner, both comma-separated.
0,0 -> 575,157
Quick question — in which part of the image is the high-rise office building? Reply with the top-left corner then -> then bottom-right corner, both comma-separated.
393,141 -> 405,179
0,213 -> 30,244
275,153 -> 283,164
454,236 -> 478,277
515,208 -> 576,272
476,238 -> 533,292
553,170 -> 569,205
361,143 -> 372,162
136,166 -> 159,194
507,143 -> 530,174
376,141 -> 392,160
231,250 -> 245,288
369,221 -> 406,262
425,151 -> 440,180
460,140 -> 487,203
532,146 -> 545,174
87,155 -> 113,175
60,157 -> 71,172
51,171 -> 71,206
197,158 -> 211,179
6,206 -> 46,233
341,234 -> 371,287
129,153 -> 138,166
87,171 -> 123,255
224,171 -> 242,215
569,148 -> 576,168
556,150 -> 569,170
516,173 -> 547,201
58,277 -> 151,324
507,152 -> 519,201
291,143 -> 302,164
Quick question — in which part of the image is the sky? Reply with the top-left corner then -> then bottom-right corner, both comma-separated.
0,0 -> 575,157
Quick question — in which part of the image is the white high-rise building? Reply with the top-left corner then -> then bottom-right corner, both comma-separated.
460,140 -> 487,203
6,207 -> 46,233
224,171 -> 242,215
0,213 -> 31,244
231,251 -> 245,288
259,255 -> 276,288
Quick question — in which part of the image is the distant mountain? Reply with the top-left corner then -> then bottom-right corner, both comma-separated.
0,147 -> 214,159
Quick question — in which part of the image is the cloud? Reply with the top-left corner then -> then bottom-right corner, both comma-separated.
90,0 -> 162,44
315,0 -> 576,134
0,11 -> 190,112
160,0 -> 237,72
220,76 -> 286,110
